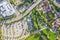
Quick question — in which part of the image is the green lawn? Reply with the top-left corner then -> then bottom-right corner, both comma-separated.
25,29 -> 58,40
25,32 -> 40,40
25,35 -> 39,40
42,29 -> 57,40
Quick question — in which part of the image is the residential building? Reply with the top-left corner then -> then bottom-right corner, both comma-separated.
0,1 -> 15,17
56,0 -> 60,4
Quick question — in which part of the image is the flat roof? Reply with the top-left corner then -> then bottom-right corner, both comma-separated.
0,1 -> 15,17
0,0 -> 3,2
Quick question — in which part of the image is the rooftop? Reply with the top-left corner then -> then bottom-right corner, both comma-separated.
0,0 -> 3,2
0,1 -> 15,17
56,0 -> 60,4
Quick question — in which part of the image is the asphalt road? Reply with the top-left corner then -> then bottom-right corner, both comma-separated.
5,0 -> 43,24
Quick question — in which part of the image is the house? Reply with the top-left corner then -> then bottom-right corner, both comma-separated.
57,12 -> 60,17
52,17 -> 60,33
42,5 -> 51,13
53,0 -> 60,7
56,0 -> 60,4
0,1 -> 15,17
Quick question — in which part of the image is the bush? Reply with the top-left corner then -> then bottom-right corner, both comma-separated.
9,0 -> 14,4
18,2 -> 24,7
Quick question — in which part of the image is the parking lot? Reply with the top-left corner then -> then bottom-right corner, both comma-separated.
1,18 -> 29,40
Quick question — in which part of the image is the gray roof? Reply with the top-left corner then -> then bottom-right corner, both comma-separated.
0,1 -> 15,17
0,0 -> 3,2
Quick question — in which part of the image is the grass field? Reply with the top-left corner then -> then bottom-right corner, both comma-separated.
25,32 -> 41,40
25,29 -> 58,40
42,29 -> 57,40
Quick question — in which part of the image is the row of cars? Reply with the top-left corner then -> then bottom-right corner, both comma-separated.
1,17 -> 30,40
